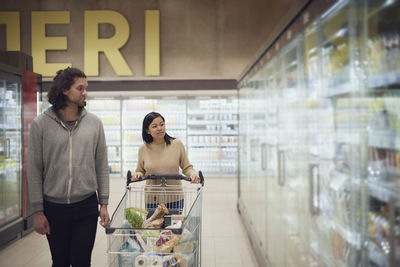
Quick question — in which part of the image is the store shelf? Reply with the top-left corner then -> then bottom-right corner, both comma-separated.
188,120 -> 238,125
368,130 -> 398,150
188,131 -> 238,135
368,180 -> 400,205
122,127 -> 143,131
106,142 -> 121,146
368,242 -> 391,267
187,110 -> 236,115
335,131 -> 360,145
123,142 -> 143,146
103,125 -> 121,131
368,70 -> 400,89
189,143 -> 237,147
122,159 -> 137,163
332,219 -> 361,248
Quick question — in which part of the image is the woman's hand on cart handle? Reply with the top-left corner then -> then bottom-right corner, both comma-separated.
131,172 -> 143,181
126,170 -> 143,185
190,173 -> 200,184
190,171 -> 205,186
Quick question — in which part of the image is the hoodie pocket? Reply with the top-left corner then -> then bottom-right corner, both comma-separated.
44,165 -> 69,198
70,165 -> 97,197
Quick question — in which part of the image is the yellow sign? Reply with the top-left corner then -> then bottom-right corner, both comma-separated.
145,10 -> 160,76
0,12 -> 20,51
31,11 -> 71,76
0,10 -> 160,77
84,10 -> 133,76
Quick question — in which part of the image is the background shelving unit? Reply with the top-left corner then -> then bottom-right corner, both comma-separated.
86,95 -> 238,179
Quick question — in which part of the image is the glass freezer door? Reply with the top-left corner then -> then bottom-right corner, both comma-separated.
0,70 -> 22,228
265,52 -> 287,267
316,1 -> 362,266
363,1 -> 400,266
303,16 -> 321,267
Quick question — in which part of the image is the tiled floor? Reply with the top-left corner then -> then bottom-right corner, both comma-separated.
0,177 -> 259,267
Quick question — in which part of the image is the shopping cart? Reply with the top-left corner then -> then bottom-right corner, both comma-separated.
106,171 -> 204,267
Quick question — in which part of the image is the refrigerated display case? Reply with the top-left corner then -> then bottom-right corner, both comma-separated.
237,0 -> 400,266
0,70 -> 22,234
86,100 -> 122,178
363,1 -> 400,266
187,98 -> 238,177
0,67 -> 40,247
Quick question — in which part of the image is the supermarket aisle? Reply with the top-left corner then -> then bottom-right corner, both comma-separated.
0,177 -> 258,267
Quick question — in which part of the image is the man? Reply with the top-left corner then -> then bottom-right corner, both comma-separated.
27,67 -> 110,267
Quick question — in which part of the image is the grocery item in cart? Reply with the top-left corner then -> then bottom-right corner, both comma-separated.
138,230 -> 161,242
162,254 -> 183,267
173,240 -> 197,253
125,207 -> 148,228
142,203 -> 169,228
118,235 -> 143,267
153,230 -> 181,253
134,254 -> 163,266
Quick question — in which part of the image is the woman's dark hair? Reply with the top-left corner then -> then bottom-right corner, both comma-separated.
47,67 -> 86,110
142,112 -> 175,145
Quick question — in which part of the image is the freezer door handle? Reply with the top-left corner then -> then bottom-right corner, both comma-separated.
261,143 -> 267,171
5,138 -> 10,158
278,149 -> 285,186
309,163 -> 320,215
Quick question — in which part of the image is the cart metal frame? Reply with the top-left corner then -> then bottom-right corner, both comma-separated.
106,171 -> 204,267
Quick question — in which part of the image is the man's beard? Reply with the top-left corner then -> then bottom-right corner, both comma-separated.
76,99 -> 86,107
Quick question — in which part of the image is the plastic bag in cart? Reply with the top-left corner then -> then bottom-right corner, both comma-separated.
118,234 -> 145,267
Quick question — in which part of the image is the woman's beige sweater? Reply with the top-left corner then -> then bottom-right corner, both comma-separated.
135,139 -> 197,186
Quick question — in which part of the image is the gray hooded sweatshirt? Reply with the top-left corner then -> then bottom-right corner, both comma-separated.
27,107 -> 109,212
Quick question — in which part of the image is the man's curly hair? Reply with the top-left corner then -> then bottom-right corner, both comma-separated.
47,67 -> 86,110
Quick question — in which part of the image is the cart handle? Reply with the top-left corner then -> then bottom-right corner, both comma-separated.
126,170 -> 204,187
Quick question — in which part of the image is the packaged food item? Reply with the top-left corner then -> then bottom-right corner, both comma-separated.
162,254 -> 182,267
171,215 -> 184,221
173,241 -> 197,253
154,230 -> 181,253
142,204 -> 169,228
166,220 -> 182,229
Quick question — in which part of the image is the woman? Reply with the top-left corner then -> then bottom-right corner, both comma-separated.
131,112 -> 200,214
